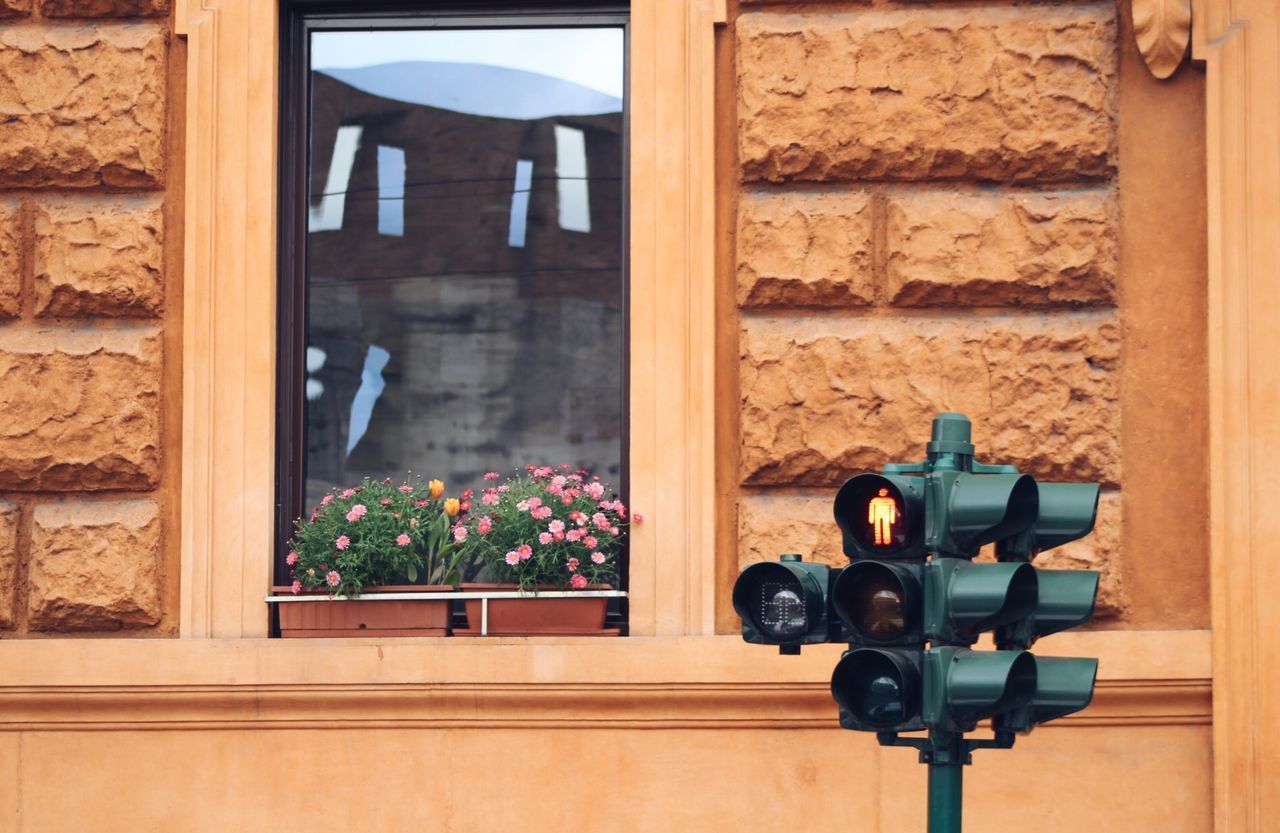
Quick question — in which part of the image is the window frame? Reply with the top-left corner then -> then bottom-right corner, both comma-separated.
177,0 -> 718,639
274,1 -> 633,625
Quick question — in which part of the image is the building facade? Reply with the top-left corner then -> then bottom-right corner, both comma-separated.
0,0 -> 1275,830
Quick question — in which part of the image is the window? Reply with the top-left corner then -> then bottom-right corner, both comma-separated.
277,4 -> 629,602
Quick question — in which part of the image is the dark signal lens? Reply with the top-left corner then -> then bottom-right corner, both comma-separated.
757,579 -> 806,639
832,562 -> 917,643
854,579 -> 906,640
831,650 -> 915,729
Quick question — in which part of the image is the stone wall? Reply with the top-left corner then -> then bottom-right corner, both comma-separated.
731,1 -> 1151,625
0,0 -> 174,635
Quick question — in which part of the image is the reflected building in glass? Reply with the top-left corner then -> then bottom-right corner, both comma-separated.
302,33 -> 625,507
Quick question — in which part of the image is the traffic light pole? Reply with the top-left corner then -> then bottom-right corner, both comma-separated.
878,728 -> 1014,833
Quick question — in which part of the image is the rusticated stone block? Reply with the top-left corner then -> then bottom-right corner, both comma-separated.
740,490 -> 1125,619
0,0 -> 31,20
39,0 -> 169,16
738,494 -> 843,570
740,315 -> 1120,486
29,498 -> 160,631
0,24 -> 165,188
886,190 -> 1117,306
0,199 -> 21,318
738,192 -> 874,307
0,501 -> 18,628
738,6 -> 1116,183
34,196 -> 163,317
0,328 -> 161,490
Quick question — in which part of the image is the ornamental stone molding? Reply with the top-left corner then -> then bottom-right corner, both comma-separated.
1132,0 -> 1193,79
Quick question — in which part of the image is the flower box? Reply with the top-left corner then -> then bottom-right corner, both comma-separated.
453,583 -> 618,636
272,586 -> 452,637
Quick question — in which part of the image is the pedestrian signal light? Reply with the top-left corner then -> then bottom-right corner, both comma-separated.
834,474 -> 925,559
831,648 -> 923,732
732,555 -> 838,652
831,561 -> 922,645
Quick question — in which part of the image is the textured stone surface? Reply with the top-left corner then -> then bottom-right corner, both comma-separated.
0,501 -> 18,628
0,0 -> 30,20
740,316 -> 1120,486
739,489 -> 1124,619
34,196 -> 163,317
0,24 -> 165,188
0,199 -> 21,318
0,328 -> 161,490
886,190 -> 1117,306
738,191 -> 874,307
39,0 -> 169,16
738,6 -> 1116,183
28,498 -> 160,631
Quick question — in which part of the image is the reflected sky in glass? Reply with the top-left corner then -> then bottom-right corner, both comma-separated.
312,28 -> 624,98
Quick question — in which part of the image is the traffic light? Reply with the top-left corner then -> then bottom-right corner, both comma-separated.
993,481 -> 1103,733
732,554 -> 839,654
829,474 -> 927,731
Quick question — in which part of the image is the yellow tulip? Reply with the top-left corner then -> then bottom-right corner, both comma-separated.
443,498 -> 460,517
428,479 -> 445,499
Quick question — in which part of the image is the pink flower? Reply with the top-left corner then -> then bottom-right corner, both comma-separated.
326,570 -> 341,587
592,512 -> 609,530
584,535 -> 598,548
478,516 -> 493,535
335,535 -> 350,550
570,511 -> 587,526
531,506 -> 553,520
517,544 -> 533,561
321,494 -> 334,506
380,497 -> 393,506
566,557 -> 580,571
591,551 -> 606,565
396,533 -> 411,547
551,475 -> 567,488
610,527 -> 620,536
453,525 -> 468,543
291,580 -> 302,594
570,574 -> 589,589
633,513 -> 644,525
399,484 -> 414,493
561,496 -> 574,505
549,519 -> 565,534
498,484 -> 510,493
586,482 -> 605,500
346,504 -> 367,522
554,532 -> 565,541
482,490 -> 500,506
286,550 -> 299,566
539,532 -> 554,545
527,497 -> 543,508
566,529 -> 583,542
504,551 -> 520,566
341,489 -> 355,499
484,471 -> 501,480
516,500 -> 530,512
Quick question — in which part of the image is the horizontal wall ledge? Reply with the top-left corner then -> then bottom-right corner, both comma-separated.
0,631 -> 1208,731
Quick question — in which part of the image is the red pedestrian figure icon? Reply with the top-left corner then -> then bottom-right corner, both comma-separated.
868,487 -> 897,546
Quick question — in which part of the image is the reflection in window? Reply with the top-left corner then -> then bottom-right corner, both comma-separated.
377,145 -> 406,237
302,27 -> 625,508
309,124 -> 361,232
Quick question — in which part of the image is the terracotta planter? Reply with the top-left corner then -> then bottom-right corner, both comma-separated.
273,585 -> 453,637
456,583 -> 617,636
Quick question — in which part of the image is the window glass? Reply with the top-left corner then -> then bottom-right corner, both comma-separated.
303,27 -> 626,507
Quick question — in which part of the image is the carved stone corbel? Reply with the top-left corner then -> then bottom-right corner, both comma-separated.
1131,0 -> 1193,79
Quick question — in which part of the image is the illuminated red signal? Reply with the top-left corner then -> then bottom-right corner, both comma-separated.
868,487 -> 899,547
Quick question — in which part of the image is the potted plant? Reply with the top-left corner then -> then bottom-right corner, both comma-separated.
274,475 -> 467,637
453,465 -> 629,635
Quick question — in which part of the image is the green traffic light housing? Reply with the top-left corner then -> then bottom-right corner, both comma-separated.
933,472 -> 1039,556
831,648 -> 924,732
834,473 -> 925,559
998,482 -> 1101,561
997,656 -> 1099,734
997,569 -> 1099,649
732,555 -> 837,653
925,559 -> 1038,645
924,647 -> 1038,733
